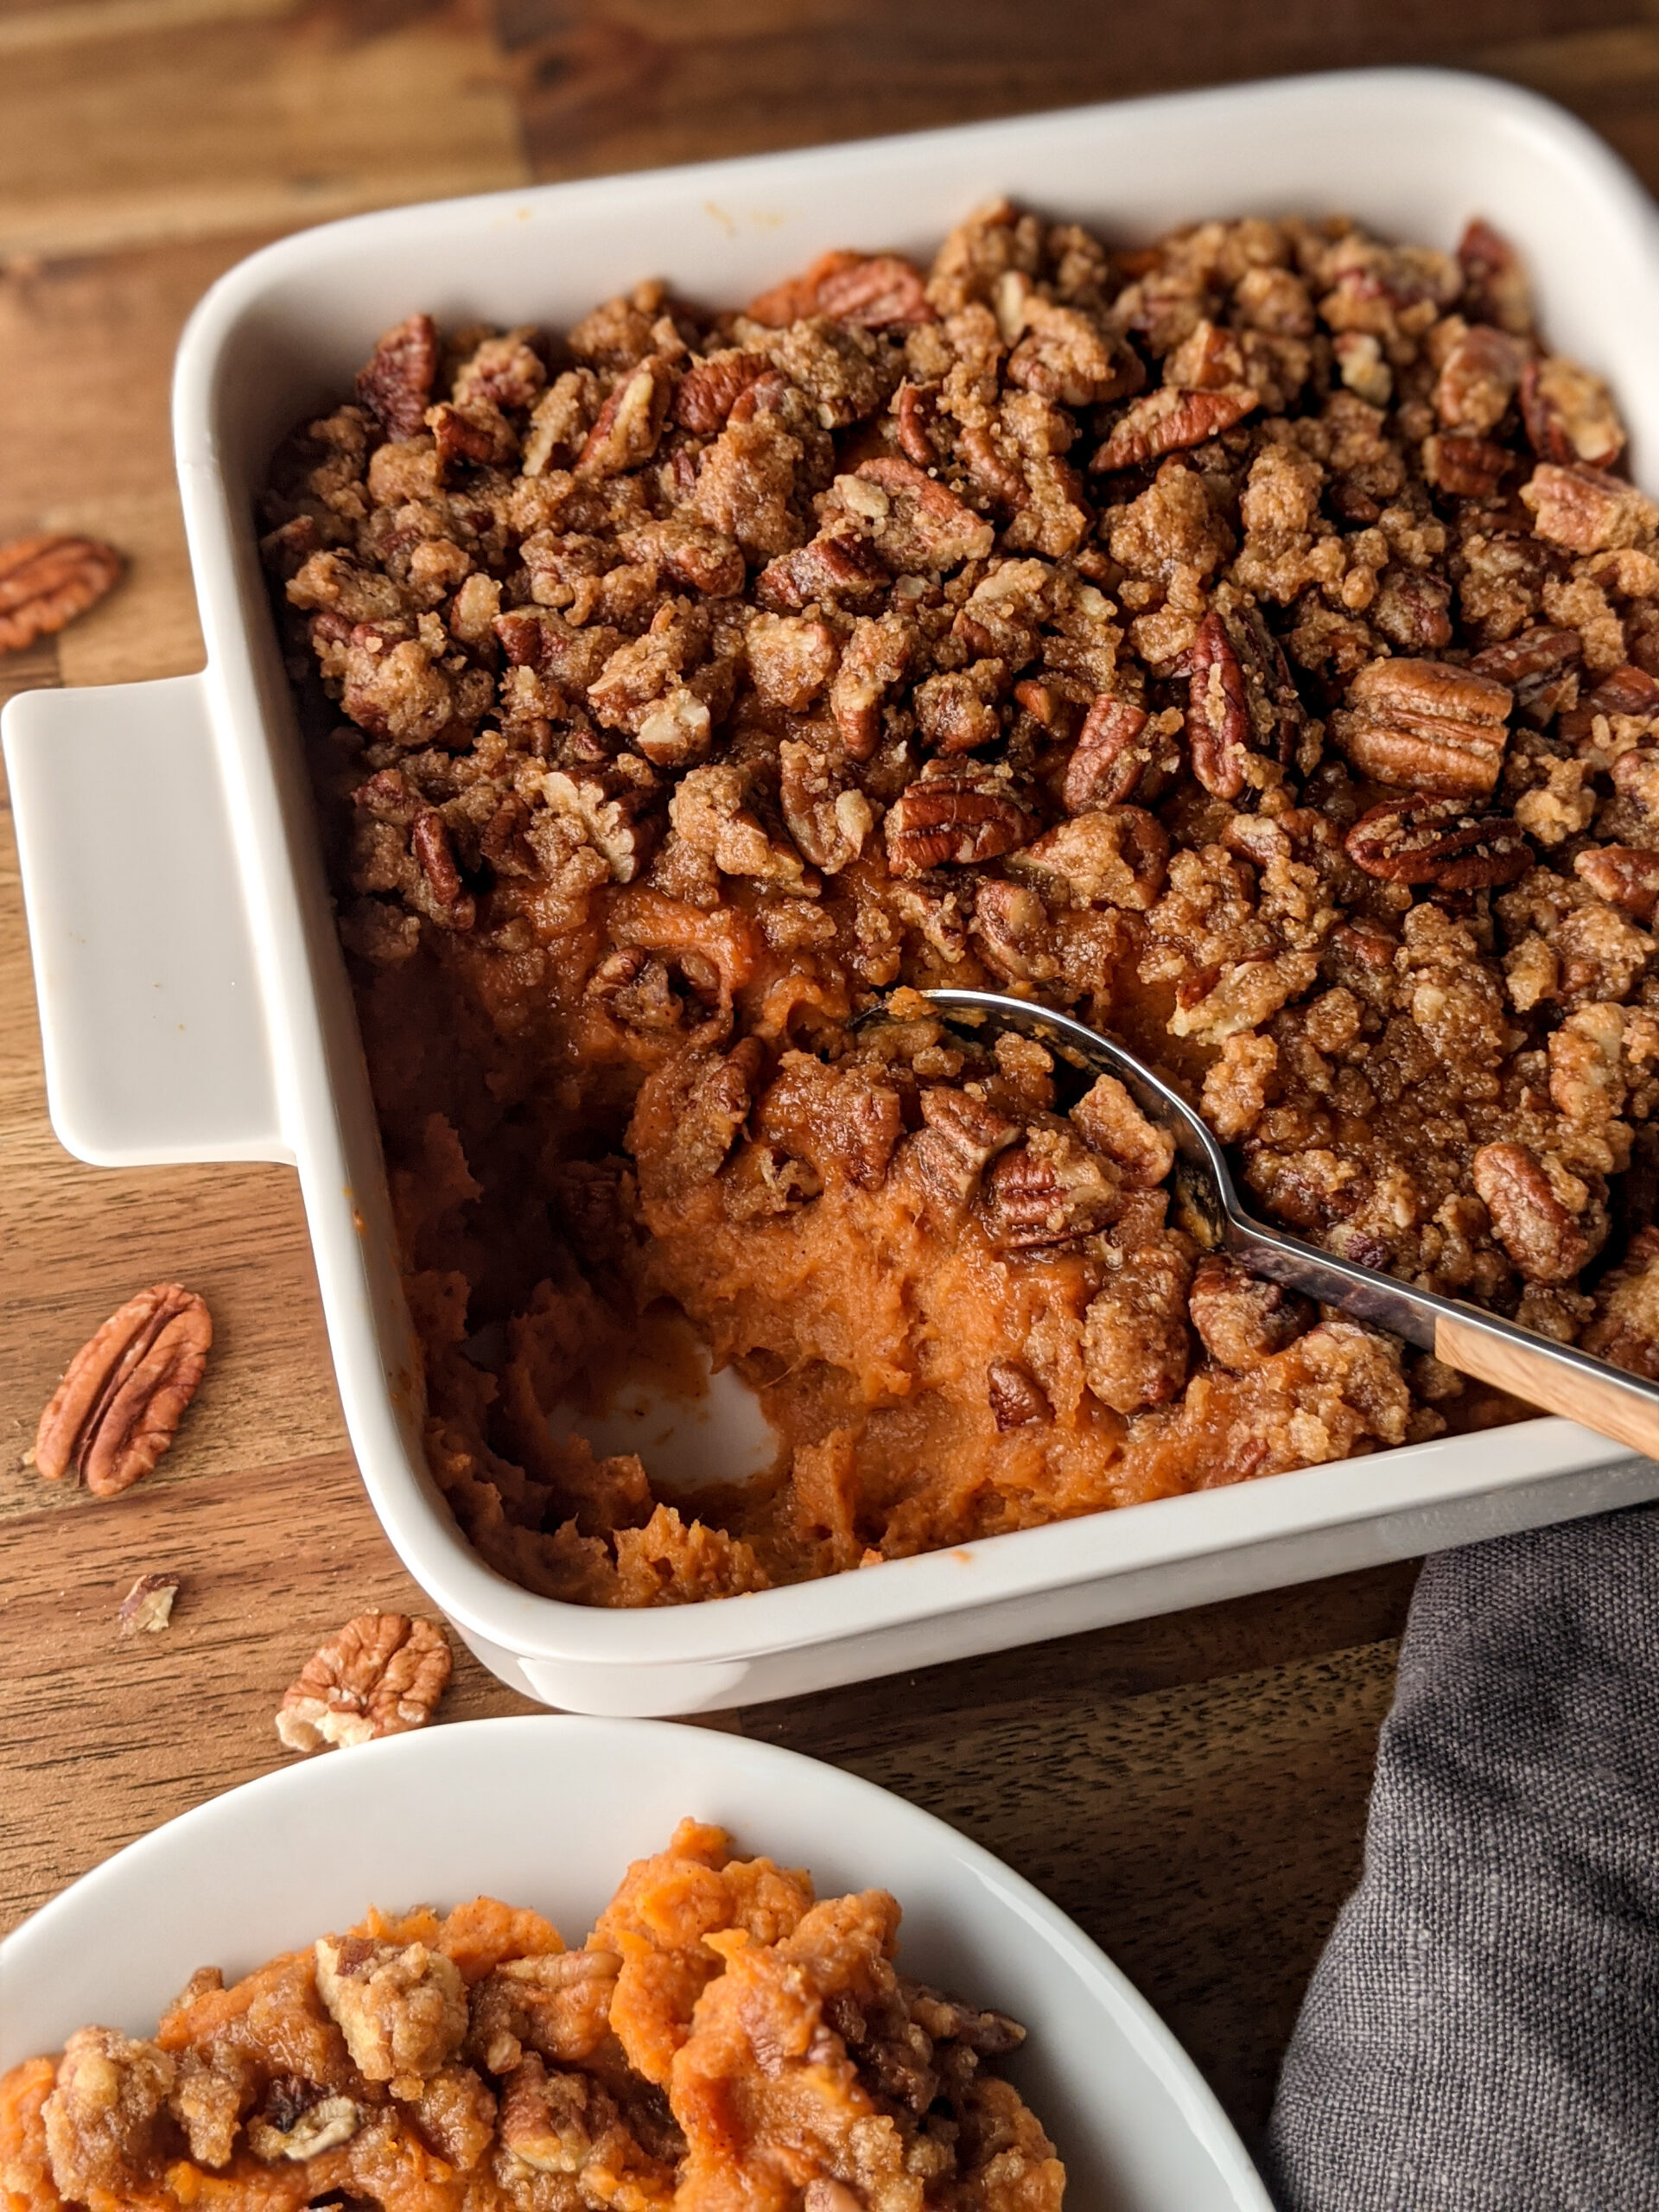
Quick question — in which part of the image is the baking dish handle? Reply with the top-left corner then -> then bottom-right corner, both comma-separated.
2,671 -> 289,1166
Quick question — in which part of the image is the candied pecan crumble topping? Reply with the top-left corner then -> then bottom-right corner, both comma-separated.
259,207 -> 1659,1610
0,1820 -> 1065,2209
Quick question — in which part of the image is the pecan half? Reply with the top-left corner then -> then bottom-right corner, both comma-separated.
1329,656 -> 1513,798
1064,695 -> 1178,810
35,1284 -> 213,1497
987,1359 -> 1050,1430
1471,1142 -> 1597,1285
1520,354 -> 1624,470
1092,383 -> 1258,472
0,532 -> 123,655
815,253 -> 935,327
356,313 -> 438,440
884,762 -> 1039,875
275,1613 -> 452,1753
1573,843 -> 1659,923
1344,795 -> 1531,888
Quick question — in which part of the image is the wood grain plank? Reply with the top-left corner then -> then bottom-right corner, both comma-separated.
0,0 -> 527,260
497,0 -> 1649,184
0,1449 -> 544,1937
746,1560 -> 1419,1764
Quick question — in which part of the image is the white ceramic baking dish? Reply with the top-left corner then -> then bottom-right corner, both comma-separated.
10,67 -> 1659,1718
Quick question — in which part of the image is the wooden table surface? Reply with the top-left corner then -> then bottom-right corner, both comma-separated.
4,0 -> 1656,2157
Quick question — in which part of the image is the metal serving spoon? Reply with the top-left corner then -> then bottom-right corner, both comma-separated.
912,986 -> 1659,1460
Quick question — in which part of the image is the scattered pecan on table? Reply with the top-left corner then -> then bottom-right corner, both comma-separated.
0,532 -> 122,654
275,1612 -> 453,1753
33,1283 -> 213,1497
117,1573 -> 181,1636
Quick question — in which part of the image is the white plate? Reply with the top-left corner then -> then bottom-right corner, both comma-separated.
0,1718 -> 1269,2209
7,69 -> 1659,1717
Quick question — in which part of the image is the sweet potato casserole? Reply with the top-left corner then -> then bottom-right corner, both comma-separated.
0,1819 -> 1063,2208
258,200 -> 1659,1608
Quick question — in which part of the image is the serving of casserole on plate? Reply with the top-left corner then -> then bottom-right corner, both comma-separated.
0,1718 -> 1274,2210
9,69 -> 1659,1713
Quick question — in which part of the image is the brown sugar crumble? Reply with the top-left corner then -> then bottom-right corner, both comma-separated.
0,1818 -> 1065,2209
258,202 -> 1659,1610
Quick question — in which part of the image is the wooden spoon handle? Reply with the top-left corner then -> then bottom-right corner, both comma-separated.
1436,1311 -> 1659,1459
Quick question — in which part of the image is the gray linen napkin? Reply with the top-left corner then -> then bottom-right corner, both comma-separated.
1265,1503 -> 1659,2211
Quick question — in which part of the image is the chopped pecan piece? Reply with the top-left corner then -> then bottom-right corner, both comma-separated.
831,456 -> 995,574
1063,695 -> 1178,810
1422,433 -> 1512,500
669,764 -> 810,887
904,1087 -> 1023,1215
1470,625 -> 1580,728
1433,323 -> 1528,435
117,1573 -> 180,1637
987,1359 -> 1050,1430
884,761 -> 1039,874
778,740 -> 875,874
1092,383 -> 1258,472
1344,795 -> 1530,889
315,1935 -> 467,2084
755,530 -> 889,612
411,809 -> 474,928
536,765 -> 660,884
575,359 -> 673,480
1185,601 -> 1303,798
356,313 -> 438,439
1188,1255 -> 1313,1370
1011,806 -> 1170,911
1457,219 -> 1532,335
427,397 -> 516,471
1521,461 -> 1657,553
245,2083 -> 361,2163
1559,663 -> 1659,752
671,350 -> 771,434
0,532 -> 123,654
1574,844 -> 1659,924
1520,354 -> 1624,469
275,1612 -> 452,1752
34,1284 -> 213,1497
1329,656 -> 1513,798
981,1128 -> 1122,1249
1472,1141 -> 1601,1285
